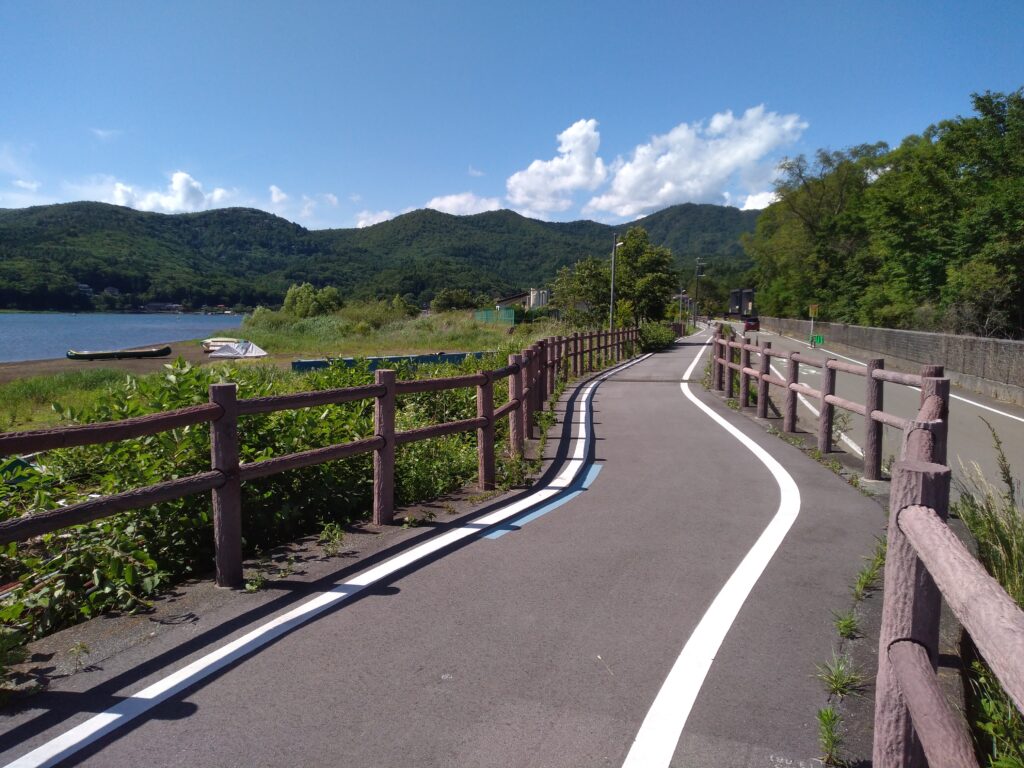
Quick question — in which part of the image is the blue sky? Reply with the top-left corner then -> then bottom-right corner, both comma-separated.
2,0 -> 1021,229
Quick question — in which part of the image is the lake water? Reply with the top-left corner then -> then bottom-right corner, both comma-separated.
0,312 -> 245,363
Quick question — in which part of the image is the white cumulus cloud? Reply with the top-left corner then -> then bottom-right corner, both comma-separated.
468,165 -> 484,177
425,192 -> 501,216
585,106 -> 805,218
107,171 -> 232,213
269,184 -> 288,204
356,209 -> 395,228
324,193 -> 339,206
13,179 -> 41,192
741,191 -> 777,210
506,118 -> 607,216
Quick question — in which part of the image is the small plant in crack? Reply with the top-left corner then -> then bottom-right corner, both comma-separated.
832,610 -> 860,640
816,650 -> 864,698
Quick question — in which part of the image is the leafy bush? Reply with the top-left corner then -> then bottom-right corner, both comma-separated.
0,354 -> 499,650
637,322 -> 676,352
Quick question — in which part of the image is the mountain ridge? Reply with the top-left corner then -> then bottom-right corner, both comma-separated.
0,201 -> 758,310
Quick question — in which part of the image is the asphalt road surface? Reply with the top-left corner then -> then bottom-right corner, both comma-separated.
2,331 -> 891,767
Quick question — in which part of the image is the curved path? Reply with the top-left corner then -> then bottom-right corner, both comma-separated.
1,331 -> 886,767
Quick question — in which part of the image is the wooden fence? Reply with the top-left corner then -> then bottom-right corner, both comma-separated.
710,323 -> 1024,766
0,328 -> 638,589
711,325 -> 944,480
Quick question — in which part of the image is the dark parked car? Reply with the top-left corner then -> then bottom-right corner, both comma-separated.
743,317 -> 760,332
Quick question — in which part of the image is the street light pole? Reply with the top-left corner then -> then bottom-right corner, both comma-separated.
694,258 -> 704,323
609,234 -> 622,333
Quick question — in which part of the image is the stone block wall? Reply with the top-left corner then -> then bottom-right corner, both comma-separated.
761,317 -> 1024,406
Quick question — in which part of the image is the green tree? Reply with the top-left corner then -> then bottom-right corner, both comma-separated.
550,257 -> 610,327
614,227 -> 678,324
282,283 -> 342,317
429,287 -> 477,312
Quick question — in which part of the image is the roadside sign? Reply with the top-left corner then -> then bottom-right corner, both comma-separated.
809,304 -> 818,319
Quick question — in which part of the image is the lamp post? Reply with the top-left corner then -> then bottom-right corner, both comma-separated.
609,235 -> 623,333
694,258 -> 704,322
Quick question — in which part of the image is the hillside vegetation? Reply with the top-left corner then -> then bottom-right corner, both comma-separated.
746,89 -> 1023,338
0,202 -> 757,311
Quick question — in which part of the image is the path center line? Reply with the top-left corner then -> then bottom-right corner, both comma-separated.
621,336 -> 801,768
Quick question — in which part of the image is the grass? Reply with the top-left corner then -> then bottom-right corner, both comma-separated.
851,538 -> 886,602
953,422 -> 1024,766
242,306 -> 566,358
816,650 -> 864,698
817,706 -> 845,766
0,369 -> 127,430
832,610 -> 860,640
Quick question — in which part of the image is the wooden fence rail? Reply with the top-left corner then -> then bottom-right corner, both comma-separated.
0,327 -> 638,589
709,324 -> 932,479
707,323 -> 1024,765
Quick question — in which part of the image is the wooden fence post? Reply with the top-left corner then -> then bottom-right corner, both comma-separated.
477,371 -> 495,490
537,339 -> 548,409
713,328 -> 724,391
756,341 -> 771,418
373,369 -> 396,525
739,339 -> 751,407
546,337 -> 556,394
784,351 -> 799,432
568,332 -> 576,376
587,331 -> 594,372
873,459 -> 952,768
210,383 -> 242,589
725,333 -> 736,399
509,353 -> 523,457
522,347 -> 535,440
818,359 -> 837,453
919,367 -> 948,465
865,358 -> 884,480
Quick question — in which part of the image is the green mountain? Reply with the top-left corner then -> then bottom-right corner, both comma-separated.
0,201 -> 758,310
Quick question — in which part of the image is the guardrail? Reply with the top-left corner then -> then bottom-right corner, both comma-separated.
710,325 -> 944,480
0,327 -> 638,589
709,323 -> 1024,765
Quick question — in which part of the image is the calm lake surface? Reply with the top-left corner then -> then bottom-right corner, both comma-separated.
0,313 -> 244,363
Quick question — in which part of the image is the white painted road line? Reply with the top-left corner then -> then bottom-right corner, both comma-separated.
621,334 -> 802,768
4,353 -> 653,768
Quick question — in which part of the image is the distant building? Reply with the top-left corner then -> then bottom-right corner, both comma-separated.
76,283 -> 94,296
495,288 -> 549,311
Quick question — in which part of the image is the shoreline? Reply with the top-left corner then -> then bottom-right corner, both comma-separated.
0,339 -> 291,386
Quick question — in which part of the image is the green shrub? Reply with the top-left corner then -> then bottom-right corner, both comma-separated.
637,322 -> 676,352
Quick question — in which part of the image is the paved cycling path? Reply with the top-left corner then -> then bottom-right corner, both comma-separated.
1,331 -> 886,767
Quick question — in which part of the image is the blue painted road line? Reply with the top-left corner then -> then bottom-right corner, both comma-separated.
484,463 -> 603,539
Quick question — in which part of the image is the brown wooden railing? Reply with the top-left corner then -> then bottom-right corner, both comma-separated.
711,324 -> 944,480
709,323 -> 1024,766
0,327 -> 638,588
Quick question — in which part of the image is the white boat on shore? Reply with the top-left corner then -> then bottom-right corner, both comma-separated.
201,337 -> 240,353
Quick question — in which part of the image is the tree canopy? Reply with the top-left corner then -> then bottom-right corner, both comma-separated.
745,89 -> 1024,337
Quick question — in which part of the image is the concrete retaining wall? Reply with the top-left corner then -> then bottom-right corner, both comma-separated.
762,317 -> 1024,406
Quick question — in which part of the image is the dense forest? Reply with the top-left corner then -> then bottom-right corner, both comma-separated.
745,89 -> 1023,338
0,201 -> 757,312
